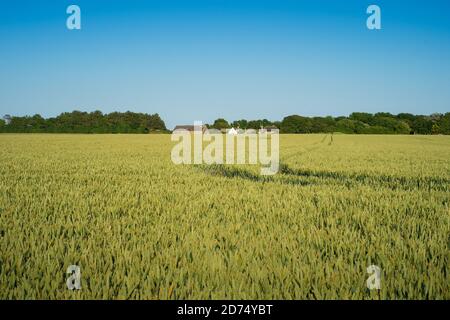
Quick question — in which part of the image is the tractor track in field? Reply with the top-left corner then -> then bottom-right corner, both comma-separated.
281,134 -> 332,162
196,162 -> 449,192
195,133 -> 449,191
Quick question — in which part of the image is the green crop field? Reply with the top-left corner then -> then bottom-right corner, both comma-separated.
0,134 -> 449,299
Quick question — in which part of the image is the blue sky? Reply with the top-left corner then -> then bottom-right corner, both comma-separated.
0,0 -> 449,129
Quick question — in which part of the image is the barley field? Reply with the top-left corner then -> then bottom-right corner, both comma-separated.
0,134 -> 449,299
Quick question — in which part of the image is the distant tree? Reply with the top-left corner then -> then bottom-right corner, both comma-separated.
411,117 -> 433,134
231,119 -> 248,129
311,116 -> 335,133
247,120 -> 262,129
437,113 -> 450,134
367,116 -> 409,134
212,118 -> 230,130
145,113 -> 166,131
361,125 -> 392,134
0,111 -> 167,134
374,112 -> 394,118
244,119 -> 273,130
392,120 -> 411,134
431,124 -> 440,134
272,121 -> 281,129
429,113 -> 443,122
280,115 -> 312,133
335,119 -> 367,134
261,119 -> 273,127
397,113 -> 416,122
349,112 -> 373,125
29,114 -> 47,132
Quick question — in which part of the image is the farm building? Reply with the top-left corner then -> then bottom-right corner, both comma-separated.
3,115 -> 11,125
260,125 -> 278,133
173,124 -> 208,133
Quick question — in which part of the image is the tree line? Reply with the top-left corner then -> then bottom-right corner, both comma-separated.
1,111 -> 449,134
0,111 -> 167,133
208,112 -> 450,135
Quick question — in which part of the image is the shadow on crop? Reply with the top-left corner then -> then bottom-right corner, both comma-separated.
279,163 -> 449,191
196,162 -> 449,192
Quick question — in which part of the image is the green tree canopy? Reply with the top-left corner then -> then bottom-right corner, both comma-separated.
280,115 -> 313,133
0,111 -> 167,134
437,113 -> 450,134
212,118 -> 230,130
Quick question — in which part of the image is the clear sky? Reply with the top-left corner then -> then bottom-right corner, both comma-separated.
1,0 -> 449,129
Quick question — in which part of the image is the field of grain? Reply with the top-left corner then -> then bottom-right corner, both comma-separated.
0,134 -> 449,299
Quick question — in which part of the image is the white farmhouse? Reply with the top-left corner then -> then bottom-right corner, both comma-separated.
227,127 -> 238,135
